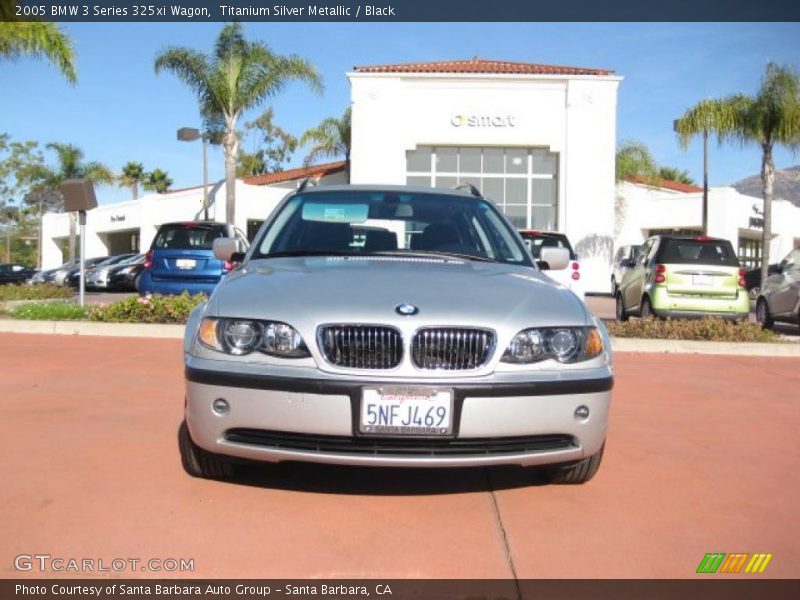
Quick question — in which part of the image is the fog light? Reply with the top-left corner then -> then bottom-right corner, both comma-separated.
212,398 -> 230,414
574,405 -> 590,420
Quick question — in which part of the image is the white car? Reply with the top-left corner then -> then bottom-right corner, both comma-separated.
519,230 -> 584,301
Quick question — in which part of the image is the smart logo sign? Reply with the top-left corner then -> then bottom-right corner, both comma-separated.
451,113 -> 517,128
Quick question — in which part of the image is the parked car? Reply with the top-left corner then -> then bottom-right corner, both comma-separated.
615,235 -> 749,321
31,261 -> 72,285
518,230 -> 584,301
65,256 -> 128,289
138,222 -> 249,296
744,263 -> 782,300
0,263 -> 38,285
180,185 -> 613,485
611,244 -> 642,295
756,247 -> 800,329
107,254 -> 146,292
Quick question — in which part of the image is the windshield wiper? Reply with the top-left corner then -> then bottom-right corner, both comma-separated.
369,250 -> 498,263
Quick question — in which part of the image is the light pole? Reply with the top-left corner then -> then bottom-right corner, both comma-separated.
674,119 -> 708,235
59,180 -> 97,308
177,127 -> 209,220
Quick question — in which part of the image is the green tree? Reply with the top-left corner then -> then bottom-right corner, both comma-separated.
31,143 -> 114,263
119,161 -> 146,200
143,169 -> 173,194
615,140 -> 658,183
658,166 -> 695,185
154,22 -> 322,225
300,106 -> 351,179
675,62 -> 800,285
0,22 -> 77,83
237,108 -> 298,177
1,134 -> 45,265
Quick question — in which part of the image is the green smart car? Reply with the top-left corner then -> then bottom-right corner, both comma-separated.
616,235 -> 750,321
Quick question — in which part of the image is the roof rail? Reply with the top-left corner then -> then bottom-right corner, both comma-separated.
297,177 -> 317,193
454,183 -> 482,198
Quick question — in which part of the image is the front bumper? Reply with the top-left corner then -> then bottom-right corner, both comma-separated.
184,361 -> 612,468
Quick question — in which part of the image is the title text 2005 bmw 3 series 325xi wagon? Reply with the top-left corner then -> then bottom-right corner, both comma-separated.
181,185 -> 613,485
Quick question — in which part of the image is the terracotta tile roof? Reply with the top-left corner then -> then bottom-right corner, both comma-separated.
628,176 -> 703,194
243,161 -> 347,186
354,58 -> 614,76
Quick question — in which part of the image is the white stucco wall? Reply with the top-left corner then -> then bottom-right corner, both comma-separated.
348,71 -> 622,293
615,181 -> 800,268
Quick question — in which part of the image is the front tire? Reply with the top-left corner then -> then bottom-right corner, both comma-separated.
178,420 -> 235,479
545,444 -> 605,484
756,298 -> 774,330
615,293 -> 629,322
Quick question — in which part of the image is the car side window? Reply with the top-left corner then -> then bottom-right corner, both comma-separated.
636,241 -> 652,264
786,250 -> 800,271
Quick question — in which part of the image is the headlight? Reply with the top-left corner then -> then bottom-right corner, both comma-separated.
501,327 -> 603,364
198,318 -> 310,358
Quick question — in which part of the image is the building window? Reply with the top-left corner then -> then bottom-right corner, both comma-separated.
738,237 -> 762,270
405,146 -> 559,230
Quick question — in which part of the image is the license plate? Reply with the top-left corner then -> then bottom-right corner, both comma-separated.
360,386 -> 453,436
176,259 -> 196,269
693,274 -> 713,286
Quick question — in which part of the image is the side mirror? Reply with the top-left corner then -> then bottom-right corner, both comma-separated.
539,247 -> 570,270
622,258 -> 636,268
213,237 -> 238,261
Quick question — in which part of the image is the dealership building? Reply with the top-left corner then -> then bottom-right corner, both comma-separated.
41,58 -> 800,292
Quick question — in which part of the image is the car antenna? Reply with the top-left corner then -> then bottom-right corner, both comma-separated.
454,183 -> 482,198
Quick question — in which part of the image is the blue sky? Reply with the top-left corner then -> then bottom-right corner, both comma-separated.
1,22 -> 799,204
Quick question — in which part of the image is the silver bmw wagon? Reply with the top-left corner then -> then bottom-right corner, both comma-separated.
181,185 -> 613,484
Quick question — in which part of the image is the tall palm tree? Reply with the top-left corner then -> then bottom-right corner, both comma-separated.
154,22 -> 322,225
119,161 -> 146,199
143,169 -> 173,194
37,143 -> 114,263
0,22 -> 77,83
300,106 -> 351,179
675,63 -> 800,286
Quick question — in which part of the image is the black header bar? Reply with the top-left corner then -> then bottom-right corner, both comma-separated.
4,0 -> 800,22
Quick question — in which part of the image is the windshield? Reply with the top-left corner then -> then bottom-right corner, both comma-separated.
658,239 -> 740,267
153,224 -> 227,250
253,191 -> 530,265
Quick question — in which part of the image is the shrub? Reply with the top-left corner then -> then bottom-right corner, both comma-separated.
605,317 -> 777,343
88,292 -> 207,324
0,284 -> 73,302
8,302 -> 89,321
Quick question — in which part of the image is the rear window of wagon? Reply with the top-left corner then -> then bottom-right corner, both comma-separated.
657,239 -> 740,267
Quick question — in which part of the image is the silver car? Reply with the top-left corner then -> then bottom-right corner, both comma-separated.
756,247 -> 800,329
181,185 -> 613,484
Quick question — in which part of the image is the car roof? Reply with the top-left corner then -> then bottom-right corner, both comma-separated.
298,184 -> 477,198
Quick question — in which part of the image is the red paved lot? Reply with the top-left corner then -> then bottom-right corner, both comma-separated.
1,333 -> 798,579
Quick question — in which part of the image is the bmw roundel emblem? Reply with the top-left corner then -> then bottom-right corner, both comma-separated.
395,303 -> 419,316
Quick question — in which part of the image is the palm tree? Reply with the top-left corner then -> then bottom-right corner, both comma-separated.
615,140 -> 658,183
0,22 -> 77,83
119,161 -> 146,199
675,63 -> 800,286
37,143 -> 114,263
300,106 -> 351,179
658,166 -> 695,185
154,22 -> 322,225
143,169 -> 173,194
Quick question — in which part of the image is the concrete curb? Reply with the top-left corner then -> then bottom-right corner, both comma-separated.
1,319 -> 799,356
0,319 -> 184,338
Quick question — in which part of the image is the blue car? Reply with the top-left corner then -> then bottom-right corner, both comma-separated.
138,221 -> 249,296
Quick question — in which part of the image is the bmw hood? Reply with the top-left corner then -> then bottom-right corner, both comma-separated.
207,256 -> 589,329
